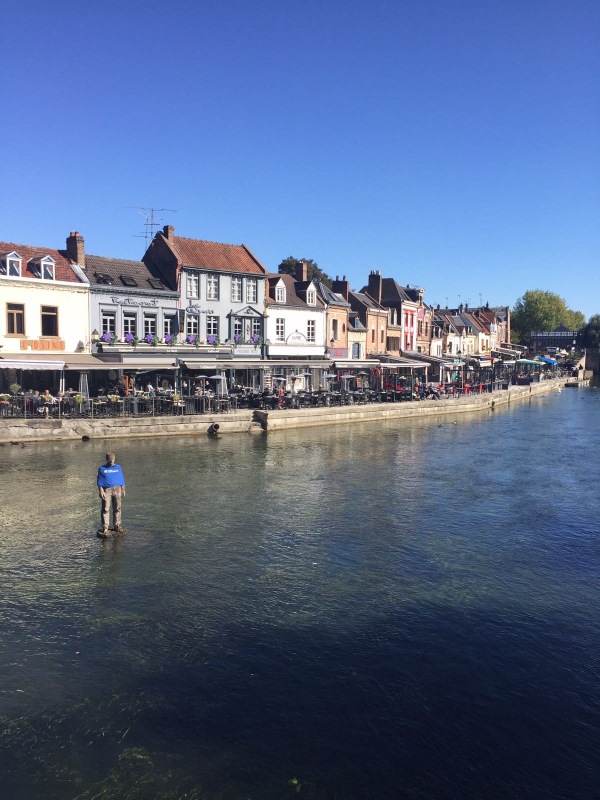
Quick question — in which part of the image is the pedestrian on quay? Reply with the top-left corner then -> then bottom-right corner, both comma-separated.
97,451 -> 126,538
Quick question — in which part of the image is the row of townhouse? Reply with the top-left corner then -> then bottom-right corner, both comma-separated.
0,226 -> 511,392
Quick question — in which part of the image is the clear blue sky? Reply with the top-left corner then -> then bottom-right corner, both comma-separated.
3,0 -> 599,317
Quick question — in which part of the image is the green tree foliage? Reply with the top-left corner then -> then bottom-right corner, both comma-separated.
511,290 -> 585,342
581,314 -> 600,348
277,256 -> 333,288
563,309 -> 586,331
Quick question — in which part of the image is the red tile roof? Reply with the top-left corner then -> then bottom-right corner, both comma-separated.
168,235 -> 267,275
0,241 -> 82,283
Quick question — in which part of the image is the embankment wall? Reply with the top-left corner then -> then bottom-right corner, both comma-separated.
0,379 -> 572,445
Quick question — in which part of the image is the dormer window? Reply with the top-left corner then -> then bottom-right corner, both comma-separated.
96,273 -> 113,285
0,251 -> 22,277
275,285 -> 286,303
306,289 -> 316,305
120,275 -> 138,287
29,256 -> 55,280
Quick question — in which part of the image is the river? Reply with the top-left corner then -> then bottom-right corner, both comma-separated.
1,387 -> 599,799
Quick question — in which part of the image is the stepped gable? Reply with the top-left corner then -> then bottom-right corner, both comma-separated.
0,241 -> 82,282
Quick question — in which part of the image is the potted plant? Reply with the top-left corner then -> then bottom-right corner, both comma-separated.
10,383 -> 21,396
124,333 -> 139,347
164,333 -> 177,346
144,333 -> 160,347
101,331 -> 118,346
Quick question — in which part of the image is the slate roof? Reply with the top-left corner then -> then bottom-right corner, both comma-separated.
350,290 -> 386,311
266,273 -> 325,308
0,241 -> 82,283
167,235 -> 267,275
85,255 -> 176,291
316,281 -> 351,307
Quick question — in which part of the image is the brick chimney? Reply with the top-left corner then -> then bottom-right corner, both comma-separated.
65,231 -> 85,267
295,260 -> 308,282
332,275 -> 350,301
163,224 -> 175,240
367,269 -> 382,304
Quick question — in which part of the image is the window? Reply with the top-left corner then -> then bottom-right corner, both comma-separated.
186,315 -> 199,336
231,277 -> 242,303
96,273 -> 113,285
101,313 -> 116,334
206,315 -> 219,337
143,315 -> 157,336
233,318 -> 243,338
307,320 -> 316,342
276,318 -> 285,341
352,343 -> 361,359
1,256 -> 22,277
41,306 -> 59,336
7,303 -> 25,335
252,318 -> 261,337
207,274 -> 219,300
246,278 -> 257,304
275,285 -> 285,303
306,289 -> 316,305
123,314 -> 137,335
380,329 -> 384,343
331,319 -> 339,341
371,328 -> 375,343
417,321 -> 423,335
186,272 -> 199,298
42,258 -> 55,280
30,257 -> 55,280
149,278 -> 165,290
120,275 -> 138,287
163,316 -> 175,336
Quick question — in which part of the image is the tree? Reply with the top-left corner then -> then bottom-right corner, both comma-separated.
511,290 -> 584,342
277,256 -> 333,288
563,309 -> 586,331
581,314 -> 600,348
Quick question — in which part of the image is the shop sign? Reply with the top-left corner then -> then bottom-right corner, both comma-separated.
20,338 -> 65,351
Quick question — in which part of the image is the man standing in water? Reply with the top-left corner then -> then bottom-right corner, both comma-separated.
97,452 -> 126,537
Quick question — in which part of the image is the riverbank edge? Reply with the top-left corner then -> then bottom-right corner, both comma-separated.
0,379 -> 576,445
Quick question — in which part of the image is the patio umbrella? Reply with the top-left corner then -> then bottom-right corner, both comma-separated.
323,373 -> 337,379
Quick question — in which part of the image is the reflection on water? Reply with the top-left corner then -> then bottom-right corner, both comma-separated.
1,389 -> 600,799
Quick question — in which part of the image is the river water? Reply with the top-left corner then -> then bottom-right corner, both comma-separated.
1,388 -> 600,800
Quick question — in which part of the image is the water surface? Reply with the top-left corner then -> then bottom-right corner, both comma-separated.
1,388 -> 600,799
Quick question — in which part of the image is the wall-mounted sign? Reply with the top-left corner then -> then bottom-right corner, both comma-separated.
286,331 -> 307,344
186,305 -> 215,314
110,297 -> 159,307
20,339 -> 65,351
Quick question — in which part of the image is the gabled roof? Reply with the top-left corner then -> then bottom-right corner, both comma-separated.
361,277 -> 415,305
0,241 -> 82,283
317,281 -> 351,307
350,290 -> 386,311
266,273 -> 325,308
85,255 -> 176,292
165,234 -> 267,275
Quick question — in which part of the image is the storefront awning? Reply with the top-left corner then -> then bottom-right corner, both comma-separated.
377,355 -> 431,368
537,356 -> 558,365
181,359 -> 332,370
332,360 -> 381,369
0,358 -> 66,370
95,358 -> 178,370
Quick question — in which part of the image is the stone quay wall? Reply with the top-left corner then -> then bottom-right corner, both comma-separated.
0,378 -> 572,446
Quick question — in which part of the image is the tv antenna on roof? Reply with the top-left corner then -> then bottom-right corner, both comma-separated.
125,207 -> 177,249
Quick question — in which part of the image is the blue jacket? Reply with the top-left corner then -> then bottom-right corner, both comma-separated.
97,464 -> 126,489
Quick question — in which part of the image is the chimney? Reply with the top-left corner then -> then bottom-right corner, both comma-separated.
163,225 -> 174,239
295,259 -> 308,282
332,275 -> 350,301
66,231 -> 85,267
367,269 -> 382,304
